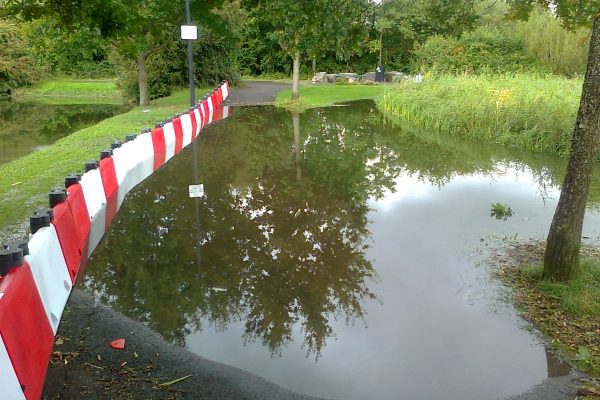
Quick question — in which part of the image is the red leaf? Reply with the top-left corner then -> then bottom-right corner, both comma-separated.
110,338 -> 126,350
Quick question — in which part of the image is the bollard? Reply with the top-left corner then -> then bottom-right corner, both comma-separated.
30,207 -> 53,235
64,173 -> 81,188
49,187 -> 67,208
85,160 -> 99,172
100,150 -> 112,160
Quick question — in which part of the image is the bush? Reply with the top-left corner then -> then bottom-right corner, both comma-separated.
413,26 -> 539,74
511,8 -> 589,76
0,19 -> 39,97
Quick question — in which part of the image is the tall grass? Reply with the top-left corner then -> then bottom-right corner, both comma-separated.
378,74 -> 583,158
512,8 -> 590,76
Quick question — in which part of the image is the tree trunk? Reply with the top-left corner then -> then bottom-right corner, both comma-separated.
312,56 -> 316,76
137,52 -> 150,106
292,49 -> 301,101
543,16 -> 600,281
293,112 -> 302,182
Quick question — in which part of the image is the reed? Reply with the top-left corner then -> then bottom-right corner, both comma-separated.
378,74 -> 584,159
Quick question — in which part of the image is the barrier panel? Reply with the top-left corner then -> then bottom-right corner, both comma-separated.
163,122 -> 176,162
99,157 -> 119,228
207,97 -> 214,124
172,117 -> 184,154
50,201 -> 81,284
0,336 -> 25,400
193,108 -> 202,137
0,265 -> 54,400
26,225 -> 72,333
0,82 -> 231,398
181,113 -> 193,147
79,167 -> 107,257
151,126 -> 167,171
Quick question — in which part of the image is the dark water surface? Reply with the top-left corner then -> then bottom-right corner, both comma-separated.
85,102 -> 600,400
0,100 -> 128,165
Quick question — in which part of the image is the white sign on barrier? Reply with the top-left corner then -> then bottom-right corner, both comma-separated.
189,184 -> 204,198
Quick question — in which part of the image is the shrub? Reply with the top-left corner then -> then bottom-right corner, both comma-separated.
0,19 -> 39,97
413,26 -> 539,74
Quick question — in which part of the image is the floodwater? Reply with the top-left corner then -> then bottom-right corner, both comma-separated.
0,100 -> 128,165
84,102 -> 600,400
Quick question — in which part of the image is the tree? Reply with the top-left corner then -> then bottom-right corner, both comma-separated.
260,0 -> 369,100
0,19 -> 39,97
509,1 -> 600,281
1,0 -> 223,105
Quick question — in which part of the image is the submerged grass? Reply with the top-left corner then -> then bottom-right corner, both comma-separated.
496,242 -> 600,378
378,74 -> 584,159
276,84 -> 386,111
0,87 -> 209,239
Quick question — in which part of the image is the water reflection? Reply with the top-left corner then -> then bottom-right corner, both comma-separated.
0,100 -> 128,165
85,102 -> 600,399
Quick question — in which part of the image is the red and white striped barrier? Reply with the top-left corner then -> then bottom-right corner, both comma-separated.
0,82 -> 231,398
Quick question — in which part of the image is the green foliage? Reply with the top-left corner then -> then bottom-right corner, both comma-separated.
511,8 -> 589,76
413,26 -> 539,74
490,202 -> 514,220
0,19 -> 39,96
21,18 -> 114,78
378,74 -> 583,158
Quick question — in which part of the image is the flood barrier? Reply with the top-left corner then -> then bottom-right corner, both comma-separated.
0,81 -> 231,400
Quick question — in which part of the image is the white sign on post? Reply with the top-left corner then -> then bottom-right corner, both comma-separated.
189,184 -> 204,198
181,25 -> 198,40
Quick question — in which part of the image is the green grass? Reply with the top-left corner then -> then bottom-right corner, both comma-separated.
276,84 -> 386,111
378,74 -> 584,159
524,260 -> 600,317
16,78 -> 121,102
0,87 -> 210,238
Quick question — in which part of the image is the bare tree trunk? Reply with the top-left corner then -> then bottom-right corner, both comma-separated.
312,56 -> 316,76
543,16 -> 600,281
137,52 -> 150,106
292,49 -> 301,101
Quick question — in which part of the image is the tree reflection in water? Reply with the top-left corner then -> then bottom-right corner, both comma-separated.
84,101 -> 600,357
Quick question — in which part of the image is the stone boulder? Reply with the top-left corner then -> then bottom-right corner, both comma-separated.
384,71 -> 408,83
363,72 -> 376,83
326,74 -> 337,83
311,71 -> 327,83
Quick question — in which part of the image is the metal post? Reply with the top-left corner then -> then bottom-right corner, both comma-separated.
185,0 -> 195,107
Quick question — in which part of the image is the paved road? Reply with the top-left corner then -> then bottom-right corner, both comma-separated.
222,81 -> 290,106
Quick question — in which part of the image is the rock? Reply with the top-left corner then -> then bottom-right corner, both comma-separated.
311,72 -> 327,83
326,74 -> 337,83
384,71 -> 407,83
363,72 -> 376,82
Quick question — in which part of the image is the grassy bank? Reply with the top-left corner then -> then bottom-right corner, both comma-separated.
496,242 -> 600,381
0,88 -> 209,239
276,84 -> 386,111
378,74 -> 584,159
16,78 -> 121,103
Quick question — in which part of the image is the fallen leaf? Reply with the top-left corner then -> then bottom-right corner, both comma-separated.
110,338 -> 126,350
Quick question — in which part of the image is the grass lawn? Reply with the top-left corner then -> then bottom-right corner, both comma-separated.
275,84 -> 386,111
15,78 -> 121,103
0,87 -> 210,240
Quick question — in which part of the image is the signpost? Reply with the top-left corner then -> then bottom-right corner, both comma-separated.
182,0 -> 197,107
